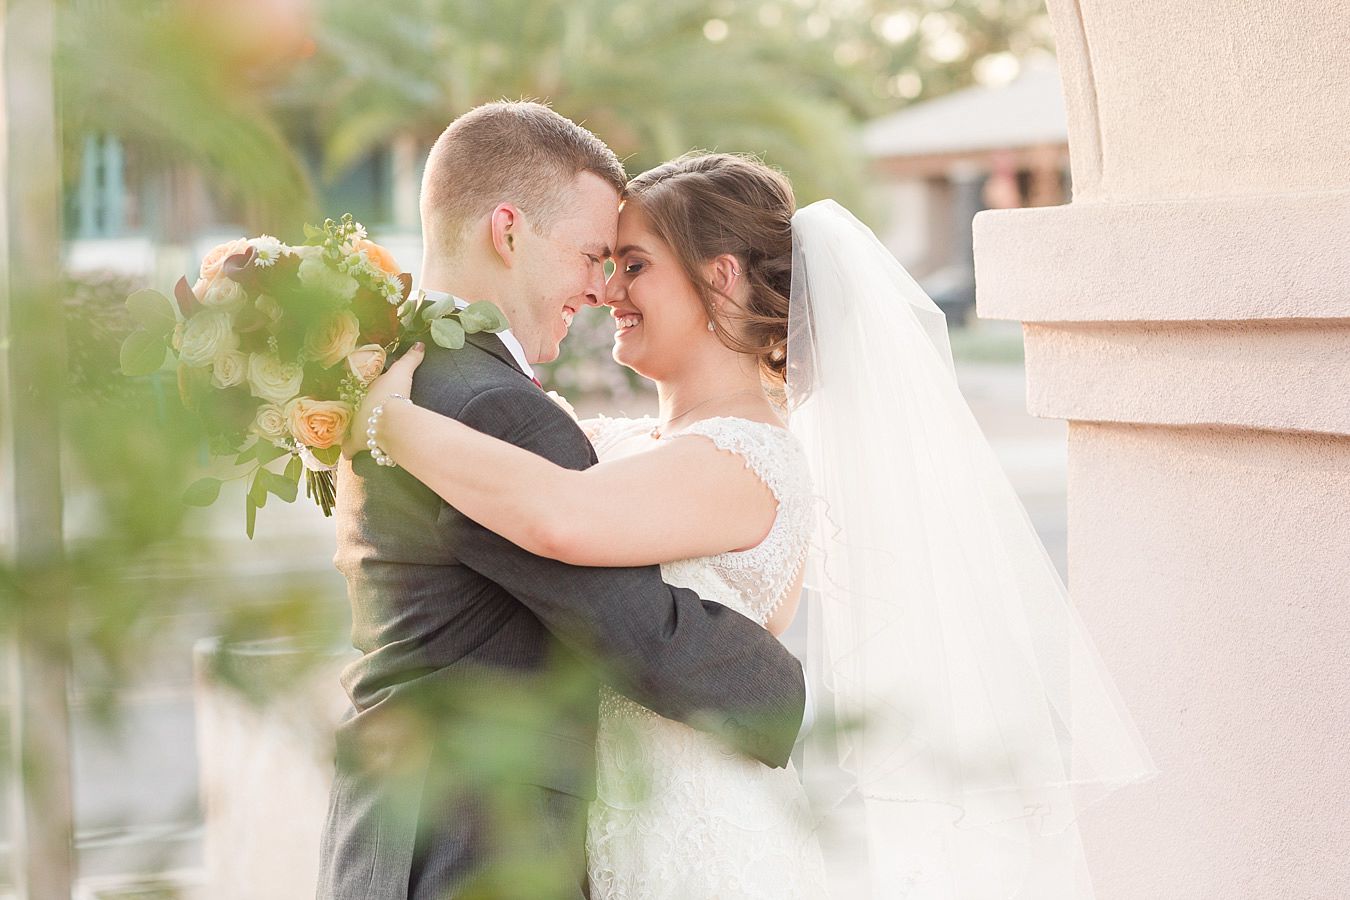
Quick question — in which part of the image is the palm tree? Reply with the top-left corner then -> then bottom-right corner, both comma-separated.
302,0 -> 869,206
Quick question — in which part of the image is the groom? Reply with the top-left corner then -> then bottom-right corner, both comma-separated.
316,102 -> 808,899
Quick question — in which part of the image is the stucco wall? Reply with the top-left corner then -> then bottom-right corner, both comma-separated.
1068,424 -> 1350,897
1049,3 -> 1350,202
973,0 -> 1350,896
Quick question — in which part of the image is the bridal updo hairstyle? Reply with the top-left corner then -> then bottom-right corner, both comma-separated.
623,152 -> 795,384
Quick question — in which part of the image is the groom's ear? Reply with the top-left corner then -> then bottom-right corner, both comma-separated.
489,203 -> 521,268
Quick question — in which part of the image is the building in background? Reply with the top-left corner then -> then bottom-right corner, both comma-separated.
62,125 -> 425,286
864,63 -> 1068,322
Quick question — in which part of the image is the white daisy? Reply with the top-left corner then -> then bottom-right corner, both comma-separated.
249,234 -> 285,267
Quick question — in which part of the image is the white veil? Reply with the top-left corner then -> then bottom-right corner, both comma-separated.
786,200 -> 1158,898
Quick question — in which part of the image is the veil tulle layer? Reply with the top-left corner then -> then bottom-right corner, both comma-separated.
786,200 -> 1158,898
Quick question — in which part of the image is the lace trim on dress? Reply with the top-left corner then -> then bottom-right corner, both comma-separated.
662,416 -> 813,627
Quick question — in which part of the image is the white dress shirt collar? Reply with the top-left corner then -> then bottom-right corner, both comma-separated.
420,289 -> 535,381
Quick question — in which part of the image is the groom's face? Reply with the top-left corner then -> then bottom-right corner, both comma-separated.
512,172 -> 619,364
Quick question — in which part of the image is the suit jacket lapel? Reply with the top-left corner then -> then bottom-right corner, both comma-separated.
465,331 -> 531,382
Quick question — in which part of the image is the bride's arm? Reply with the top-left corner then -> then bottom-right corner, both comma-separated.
347,345 -> 776,567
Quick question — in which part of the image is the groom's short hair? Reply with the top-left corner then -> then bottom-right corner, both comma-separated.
421,101 -> 626,256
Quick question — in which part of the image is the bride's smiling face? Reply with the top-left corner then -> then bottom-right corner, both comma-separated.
604,202 -> 712,379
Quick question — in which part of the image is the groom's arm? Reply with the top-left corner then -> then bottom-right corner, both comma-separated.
434,384 -> 806,769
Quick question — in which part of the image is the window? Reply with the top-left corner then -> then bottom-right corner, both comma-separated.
69,133 -> 130,238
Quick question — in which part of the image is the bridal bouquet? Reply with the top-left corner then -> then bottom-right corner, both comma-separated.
119,214 -> 506,537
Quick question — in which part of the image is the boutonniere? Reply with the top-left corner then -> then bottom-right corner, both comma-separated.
398,289 -> 509,350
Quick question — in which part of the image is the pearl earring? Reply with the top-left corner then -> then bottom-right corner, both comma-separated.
707,320 -> 716,332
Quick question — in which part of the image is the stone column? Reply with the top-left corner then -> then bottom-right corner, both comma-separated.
973,3 -> 1350,899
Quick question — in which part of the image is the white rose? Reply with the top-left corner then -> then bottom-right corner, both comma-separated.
178,311 -> 239,368
255,293 -> 283,323
250,403 -> 289,442
345,344 -> 387,384
247,352 -> 305,404
211,350 -> 248,388
297,252 -> 358,303
304,311 -> 361,368
193,274 -> 248,312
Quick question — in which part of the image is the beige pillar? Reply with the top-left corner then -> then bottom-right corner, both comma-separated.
973,3 -> 1350,898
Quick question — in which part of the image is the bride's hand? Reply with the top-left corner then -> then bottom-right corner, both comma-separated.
342,341 -> 426,459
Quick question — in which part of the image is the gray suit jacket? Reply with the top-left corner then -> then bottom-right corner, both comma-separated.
316,332 -> 807,899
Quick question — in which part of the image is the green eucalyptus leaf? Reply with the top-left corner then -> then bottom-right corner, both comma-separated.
263,469 -> 298,503
119,330 -> 168,377
312,445 -> 342,466
460,301 -> 508,334
248,469 -> 269,510
126,289 -> 178,336
430,317 -> 465,350
246,491 -> 257,540
284,455 -> 302,483
234,442 -> 257,466
420,296 -> 459,322
182,477 -> 222,507
303,222 -> 322,240
255,441 -> 289,466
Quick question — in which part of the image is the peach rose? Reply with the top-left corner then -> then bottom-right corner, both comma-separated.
355,239 -> 401,277
250,402 -> 289,442
346,344 -> 387,384
304,310 -> 362,368
199,238 -> 251,282
285,396 -> 353,450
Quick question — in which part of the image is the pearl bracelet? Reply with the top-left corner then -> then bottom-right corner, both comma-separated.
366,393 -> 411,468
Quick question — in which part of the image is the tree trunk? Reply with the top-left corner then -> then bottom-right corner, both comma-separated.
0,0 -> 77,895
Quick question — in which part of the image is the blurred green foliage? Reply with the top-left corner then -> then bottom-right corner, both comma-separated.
35,0 -> 1055,759
59,1 -> 316,234
4,0 -> 1052,889
302,0 -> 1052,212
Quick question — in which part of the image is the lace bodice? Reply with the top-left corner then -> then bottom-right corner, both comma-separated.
582,414 -> 829,900
584,414 -> 813,628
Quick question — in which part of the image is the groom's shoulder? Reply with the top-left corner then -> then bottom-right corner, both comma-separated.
410,342 -> 583,443
412,343 -> 593,467
408,341 -> 529,417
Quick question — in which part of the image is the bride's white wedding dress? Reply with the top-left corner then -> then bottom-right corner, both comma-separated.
582,414 -> 830,900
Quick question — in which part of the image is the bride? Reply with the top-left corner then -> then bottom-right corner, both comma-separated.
348,152 -> 1156,898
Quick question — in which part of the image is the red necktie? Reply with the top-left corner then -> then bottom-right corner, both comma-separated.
531,376 -> 543,390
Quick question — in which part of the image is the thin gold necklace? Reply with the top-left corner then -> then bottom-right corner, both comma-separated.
650,389 -> 762,440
